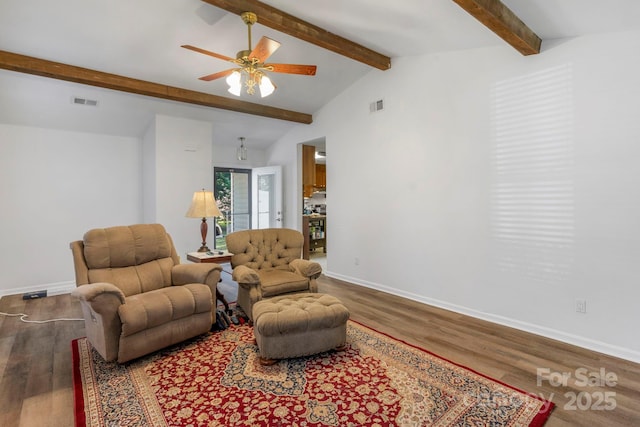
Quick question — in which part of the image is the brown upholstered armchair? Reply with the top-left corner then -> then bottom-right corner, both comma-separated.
225,228 -> 322,320
70,224 -> 222,363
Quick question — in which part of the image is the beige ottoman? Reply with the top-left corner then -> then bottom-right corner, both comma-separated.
252,293 -> 350,364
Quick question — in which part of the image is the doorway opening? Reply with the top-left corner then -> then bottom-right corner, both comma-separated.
213,165 -> 283,250
299,138 -> 327,269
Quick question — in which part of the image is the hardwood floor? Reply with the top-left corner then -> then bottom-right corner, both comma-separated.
1,276 -> 638,426
0,291 -> 84,427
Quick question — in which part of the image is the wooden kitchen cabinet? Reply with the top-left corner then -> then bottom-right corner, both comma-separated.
302,144 -> 316,198
315,164 -> 326,189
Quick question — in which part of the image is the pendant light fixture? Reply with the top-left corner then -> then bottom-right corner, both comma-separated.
237,137 -> 247,161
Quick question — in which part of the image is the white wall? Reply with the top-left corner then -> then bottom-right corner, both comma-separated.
141,115 -> 270,261
0,115 -> 272,297
267,30 -> 640,362
0,124 -> 142,295
149,115 -> 214,261
142,120 -> 157,224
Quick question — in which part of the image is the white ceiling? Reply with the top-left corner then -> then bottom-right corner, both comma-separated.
1,0 -> 640,149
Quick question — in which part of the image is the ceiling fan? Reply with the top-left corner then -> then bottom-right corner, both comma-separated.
182,11 -> 317,98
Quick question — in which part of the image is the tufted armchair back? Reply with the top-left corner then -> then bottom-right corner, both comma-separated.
226,228 -> 304,271
70,224 -> 181,297
225,228 -> 322,321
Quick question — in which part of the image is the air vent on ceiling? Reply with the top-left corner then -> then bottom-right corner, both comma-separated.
369,98 -> 384,113
72,96 -> 99,107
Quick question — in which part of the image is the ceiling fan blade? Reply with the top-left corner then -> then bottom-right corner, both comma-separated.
250,36 -> 281,63
267,64 -> 317,76
181,45 -> 234,62
199,69 -> 236,81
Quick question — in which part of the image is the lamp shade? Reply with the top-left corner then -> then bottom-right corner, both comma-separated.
226,70 -> 242,96
259,75 -> 276,97
185,190 -> 222,218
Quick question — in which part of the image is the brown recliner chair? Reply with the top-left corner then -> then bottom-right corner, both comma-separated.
70,224 -> 222,363
225,228 -> 322,321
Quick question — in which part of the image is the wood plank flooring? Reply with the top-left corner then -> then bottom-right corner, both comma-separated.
0,291 -> 84,427
0,276 -> 638,426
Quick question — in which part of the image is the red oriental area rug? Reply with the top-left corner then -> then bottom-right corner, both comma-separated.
72,321 -> 554,426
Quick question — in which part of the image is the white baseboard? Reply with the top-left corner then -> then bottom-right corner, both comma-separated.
325,271 -> 640,364
0,281 -> 76,298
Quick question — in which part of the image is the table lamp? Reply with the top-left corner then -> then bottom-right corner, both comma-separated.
185,189 -> 223,252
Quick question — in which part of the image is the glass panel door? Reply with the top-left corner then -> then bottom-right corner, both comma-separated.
214,167 -> 251,249
252,166 -> 283,229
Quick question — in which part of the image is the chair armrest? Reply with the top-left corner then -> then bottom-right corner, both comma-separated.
71,283 -> 125,313
289,259 -> 322,279
172,263 -> 223,286
69,240 -> 89,285
71,283 -> 124,362
232,265 -> 260,287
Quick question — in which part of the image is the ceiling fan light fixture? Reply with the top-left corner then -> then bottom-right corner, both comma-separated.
259,74 -> 276,98
226,70 -> 242,96
183,11 -> 316,98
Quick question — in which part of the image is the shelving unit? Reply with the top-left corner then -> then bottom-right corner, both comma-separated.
303,215 -> 326,259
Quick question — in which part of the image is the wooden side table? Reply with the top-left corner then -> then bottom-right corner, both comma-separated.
187,251 -> 233,265
187,251 -> 233,312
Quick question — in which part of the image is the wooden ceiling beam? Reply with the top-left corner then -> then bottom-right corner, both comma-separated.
452,0 -> 541,55
201,0 -> 391,70
0,50 -> 313,124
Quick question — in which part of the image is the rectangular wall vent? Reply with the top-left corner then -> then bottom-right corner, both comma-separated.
369,99 -> 384,113
72,96 -> 99,106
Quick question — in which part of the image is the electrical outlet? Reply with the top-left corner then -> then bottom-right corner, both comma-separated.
575,299 -> 587,314
354,257 -> 360,266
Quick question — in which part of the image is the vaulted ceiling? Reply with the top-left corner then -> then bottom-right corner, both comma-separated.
1,0 -> 640,148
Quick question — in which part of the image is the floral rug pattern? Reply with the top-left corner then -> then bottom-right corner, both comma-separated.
73,321 -> 553,426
